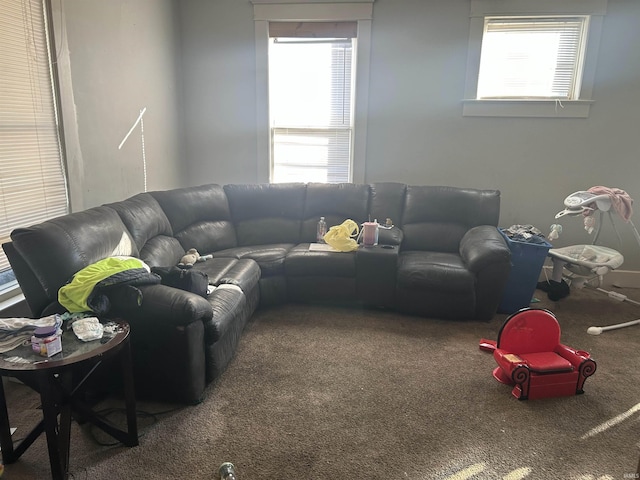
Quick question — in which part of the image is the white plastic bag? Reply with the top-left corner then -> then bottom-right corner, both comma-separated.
72,317 -> 104,342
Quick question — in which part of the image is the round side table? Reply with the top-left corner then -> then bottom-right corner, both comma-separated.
0,319 -> 138,480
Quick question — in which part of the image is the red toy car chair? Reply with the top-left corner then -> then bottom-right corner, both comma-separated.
490,308 -> 596,400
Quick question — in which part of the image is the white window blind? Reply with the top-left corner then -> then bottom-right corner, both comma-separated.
269,22 -> 355,184
477,17 -> 588,99
0,0 -> 68,274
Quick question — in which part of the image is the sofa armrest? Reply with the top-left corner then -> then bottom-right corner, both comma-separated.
459,225 -> 511,273
460,226 -> 512,320
494,349 -> 526,373
378,226 -> 403,246
493,349 -> 531,384
124,284 -> 213,327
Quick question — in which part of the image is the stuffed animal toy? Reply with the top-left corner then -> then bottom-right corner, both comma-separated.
178,248 -> 212,269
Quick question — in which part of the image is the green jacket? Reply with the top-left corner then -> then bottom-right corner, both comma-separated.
58,257 -> 159,314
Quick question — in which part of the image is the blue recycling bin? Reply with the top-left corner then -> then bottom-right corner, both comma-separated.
498,229 -> 552,314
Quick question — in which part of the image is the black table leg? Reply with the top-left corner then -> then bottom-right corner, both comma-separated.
121,338 -> 138,446
58,373 -> 73,478
0,378 -> 15,463
38,372 -> 69,480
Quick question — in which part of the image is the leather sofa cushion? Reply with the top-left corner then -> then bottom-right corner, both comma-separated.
285,244 -> 356,277
224,183 -> 306,246
224,183 -> 307,221
151,184 -> 231,232
401,186 -> 500,252
10,206 -> 137,301
192,257 -> 236,282
397,251 -> 475,293
175,220 -> 237,255
216,259 -> 261,293
214,244 -> 294,276
301,183 -> 370,243
107,193 -> 173,251
369,182 -> 407,228
139,235 -> 186,268
402,223 -> 471,254
193,257 -> 260,343
151,184 -> 237,253
205,286 -> 247,344
233,219 -> 301,247
194,257 -> 261,294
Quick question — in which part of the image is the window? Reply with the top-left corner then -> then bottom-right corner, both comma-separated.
269,24 -> 355,183
463,0 -> 607,117
251,0 -> 374,184
477,17 -> 588,100
0,0 -> 68,297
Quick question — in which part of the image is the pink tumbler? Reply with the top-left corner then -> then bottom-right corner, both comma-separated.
362,221 -> 379,246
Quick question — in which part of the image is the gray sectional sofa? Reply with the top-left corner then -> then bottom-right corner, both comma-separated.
3,182 -> 512,404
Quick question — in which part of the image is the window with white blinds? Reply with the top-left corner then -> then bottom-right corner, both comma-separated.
268,22 -> 356,183
477,17 -> 588,100
0,0 -> 68,279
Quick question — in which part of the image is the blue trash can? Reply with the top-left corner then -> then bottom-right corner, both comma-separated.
498,229 -> 552,314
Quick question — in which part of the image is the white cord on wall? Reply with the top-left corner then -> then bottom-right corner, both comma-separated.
118,107 -> 148,192
140,111 -> 147,192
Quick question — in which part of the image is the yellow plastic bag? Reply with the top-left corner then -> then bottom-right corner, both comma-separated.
323,219 -> 360,252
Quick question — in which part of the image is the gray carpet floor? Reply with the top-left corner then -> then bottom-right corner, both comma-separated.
2,285 -> 640,479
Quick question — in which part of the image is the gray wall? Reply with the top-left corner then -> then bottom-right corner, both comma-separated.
55,0 -> 185,211
57,0 -> 640,268
179,0 -> 257,186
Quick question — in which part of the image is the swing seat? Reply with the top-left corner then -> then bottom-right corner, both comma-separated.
548,244 -> 624,280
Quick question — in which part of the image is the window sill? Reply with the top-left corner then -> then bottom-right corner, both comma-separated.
462,99 -> 593,118
0,282 -> 24,313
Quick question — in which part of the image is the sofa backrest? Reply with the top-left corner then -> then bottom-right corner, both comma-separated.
107,193 -> 184,267
224,183 -> 307,246
151,184 -> 237,255
369,182 -> 407,227
9,206 -> 138,314
301,183 -> 370,242
401,186 -> 501,252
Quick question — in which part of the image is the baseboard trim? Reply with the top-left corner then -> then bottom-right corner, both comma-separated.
541,266 -> 640,289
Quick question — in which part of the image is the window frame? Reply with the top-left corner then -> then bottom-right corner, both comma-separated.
463,0 -> 607,118
251,0 -> 374,183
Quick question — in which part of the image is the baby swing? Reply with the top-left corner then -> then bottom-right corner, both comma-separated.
540,186 -> 640,334
548,187 -> 637,286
